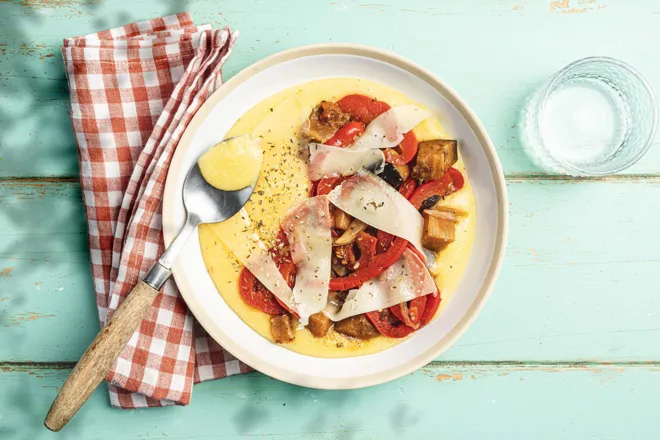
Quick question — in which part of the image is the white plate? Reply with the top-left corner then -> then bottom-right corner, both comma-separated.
163,44 -> 508,389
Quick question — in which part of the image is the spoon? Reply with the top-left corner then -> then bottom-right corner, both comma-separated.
44,138 -> 256,432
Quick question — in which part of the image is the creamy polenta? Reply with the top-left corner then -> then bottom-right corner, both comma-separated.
198,136 -> 263,191
199,78 -> 475,358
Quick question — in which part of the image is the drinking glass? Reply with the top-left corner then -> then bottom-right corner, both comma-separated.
519,57 -> 657,176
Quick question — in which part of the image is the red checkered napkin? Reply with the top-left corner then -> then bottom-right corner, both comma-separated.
62,13 -> 250,409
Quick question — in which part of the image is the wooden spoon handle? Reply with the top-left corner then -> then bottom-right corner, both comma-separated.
44,280 -> 160,431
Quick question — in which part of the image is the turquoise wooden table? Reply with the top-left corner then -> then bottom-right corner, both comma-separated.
2,0 -> 660,438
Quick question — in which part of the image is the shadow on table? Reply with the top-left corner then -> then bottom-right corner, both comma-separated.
0,1 -> 194,437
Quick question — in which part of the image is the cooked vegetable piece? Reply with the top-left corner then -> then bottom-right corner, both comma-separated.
430,205 -> 469,218
398,177 -> 417,199
422,211 -> 456,251
334,218 -> 368,245
424,208 -> 460,222
334,209 -> 353,230
329,237 -> 408,291
376,230 -> 395,254
419,195 -> 442,212
376,162 -> 405,189
420,291 -> 441,325
334,314 -> 380,340
355,231 -> 378,268
238,268 -> 287,315
335,244 -> 357,268
270,314 -> 296,343
384,131 -> 418,165
408,167 -> 464,209
332,256 -> 350,277
307,312 -> 333,338
315,176 -> 347,196
390,296 -> 428,329
395,163 -> 410,181
336,94 -> 391,125
305,101 -> 351,142
325,121 -> 366,147
412,139 -> 458,182
365,309 -> 415,338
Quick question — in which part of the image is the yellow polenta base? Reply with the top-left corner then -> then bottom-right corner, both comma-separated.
199,78 -> 475,358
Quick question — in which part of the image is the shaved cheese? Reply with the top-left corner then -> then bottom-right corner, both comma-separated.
281,196 -> 333,325
350,105 -> 430,150
212,209 -> 295,310
327,171 -> 425,255
308,143 -> 385,180
326,249 -> 437,321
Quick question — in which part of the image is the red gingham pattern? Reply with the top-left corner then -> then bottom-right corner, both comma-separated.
62,13 -> 250,409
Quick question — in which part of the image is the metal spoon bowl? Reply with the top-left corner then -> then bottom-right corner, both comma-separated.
45,138 -> 257,432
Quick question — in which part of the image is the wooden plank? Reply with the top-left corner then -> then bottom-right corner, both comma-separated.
1,0 -> 660,177
0,181 -> 99,361
2,178 -> 660,363
0,362 -> 657,439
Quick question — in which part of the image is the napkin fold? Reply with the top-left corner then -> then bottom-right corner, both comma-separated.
62,13 -> 250,409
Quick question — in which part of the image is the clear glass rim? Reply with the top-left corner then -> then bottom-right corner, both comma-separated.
534,56 -> 658,176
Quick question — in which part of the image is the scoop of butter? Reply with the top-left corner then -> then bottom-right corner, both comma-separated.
198,136 -> 263,191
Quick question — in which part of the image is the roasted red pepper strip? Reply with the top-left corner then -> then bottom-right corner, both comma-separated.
325,121 -> 365,147
336,94 -> 391,125
445,167 -> 465,190
408,167 -> 464,209
238,268 -> 287,315
241,230 -> 298,317
389,295 -> 428,329
355,231 -> 378,268
399,177 -> 417,199
309,179 -> 319,197
420,290 -> 441,326
329,237 -> 408,291
314,176 -> 346,196
366,308 -> 415,338
376,230 -> 395,254
384,131 -> 418,165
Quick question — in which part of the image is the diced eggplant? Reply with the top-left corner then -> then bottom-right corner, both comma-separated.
307,312 -> 333,338
412,139 -> 458,182
334,209 -> 353,230
304,101 -> 351,142
270,314 -> 295,343
422,211 -> 456,251
334,314 -> 380,340
376,162 -> 405,189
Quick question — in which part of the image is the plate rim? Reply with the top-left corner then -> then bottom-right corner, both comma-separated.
163,43 -> 508,389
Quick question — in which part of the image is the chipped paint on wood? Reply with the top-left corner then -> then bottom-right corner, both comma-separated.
550,0 -> 605,13
4,311 -> 56,327
0,268 -> 13,277
436,373 -> 463,382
